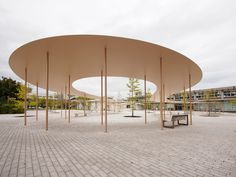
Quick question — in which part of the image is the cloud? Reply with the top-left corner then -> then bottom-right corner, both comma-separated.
0,0 -> 235,96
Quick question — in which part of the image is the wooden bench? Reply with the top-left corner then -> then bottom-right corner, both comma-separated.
163,114 -> 188,128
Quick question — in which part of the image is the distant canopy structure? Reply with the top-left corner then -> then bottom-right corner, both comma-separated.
9,35 -> 202,131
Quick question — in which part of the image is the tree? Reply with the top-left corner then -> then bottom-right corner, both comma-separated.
17,84 -> 32,101
0,77 -> 20,101
39,97 -> 46,108
51,93 -> 62,110
203,89 -> 211,116
126,78 -> 141,116
0,77 -> 24,113
203,89 -> 217,116
48,97 -> 54,110
146,89 -> 152,110
76,96 -> 92,116
181,90 -> 188,112
82,94 -> 87,116
230,99 -> 236,111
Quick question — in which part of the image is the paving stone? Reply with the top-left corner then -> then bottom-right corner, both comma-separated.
0,110 -> 235,177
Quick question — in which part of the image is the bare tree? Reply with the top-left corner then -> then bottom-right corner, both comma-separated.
127,78 -> 141,117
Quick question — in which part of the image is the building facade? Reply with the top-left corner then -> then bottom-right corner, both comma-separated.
168,86 -> 236,112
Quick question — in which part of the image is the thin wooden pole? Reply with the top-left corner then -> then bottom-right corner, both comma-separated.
60,91 -> 63,118
163,84 -> 165,121
65,85 -> 67,120
144,74 -> 147,124
68,75 -> 71,123
46,52 -> 49,131
183,85 -> 186,112
159,57 -> 163,130
104,47 -> 108,133
24,67 -> 27,126
36,82 -> 38,121
189,73 -> 192,125
101,70 -> 103,125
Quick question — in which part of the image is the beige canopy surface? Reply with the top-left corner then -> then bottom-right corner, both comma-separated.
9,35 -> 202,99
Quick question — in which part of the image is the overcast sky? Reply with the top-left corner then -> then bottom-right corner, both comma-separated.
0,0 -> 235,97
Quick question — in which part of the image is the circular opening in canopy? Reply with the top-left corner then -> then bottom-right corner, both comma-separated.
9,35 -> 202,99
72,77 -> 157,99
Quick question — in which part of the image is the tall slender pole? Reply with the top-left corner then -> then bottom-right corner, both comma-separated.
65,85 -> 67,120
163,84 -> 165,121
144,74 -> 147,124
189,73 -> 192,125
183,85 -> 186,112
104,47 -> 108,133
60,91 -> 63,118
159,57 -> 163,130
36,82 -> 38,121
68,75 -> 71,123
101,70 -> 103,125
24,67 -> 27,126
46,52 -> 49,131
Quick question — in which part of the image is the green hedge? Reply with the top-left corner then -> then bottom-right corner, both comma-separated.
0,100 -> 24,114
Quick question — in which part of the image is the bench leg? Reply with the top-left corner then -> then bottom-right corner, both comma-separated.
163,121 -> 175,129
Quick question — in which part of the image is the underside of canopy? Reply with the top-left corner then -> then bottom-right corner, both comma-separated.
9,35 -> 202,100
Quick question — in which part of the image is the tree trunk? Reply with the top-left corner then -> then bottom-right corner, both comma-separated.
83,105 -> 86,116
208,102 -> 210,116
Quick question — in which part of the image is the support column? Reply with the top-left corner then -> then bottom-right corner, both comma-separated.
101,70 -> 103,125
36,82 -> 38,121
189,73 -> 192,125
144,74 -> 147,124
24,67 -> 27,126
159,57 -> 163,130
68,75 -> 71,123
60,91 -> 63,118
163,84 -> 165,121
46,52 -> 49,131
65,85 -> 67,120
183,86 -> 186,112
104,47 -> 108,133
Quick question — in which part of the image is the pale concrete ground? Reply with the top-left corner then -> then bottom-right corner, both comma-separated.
0,110 -> 236,177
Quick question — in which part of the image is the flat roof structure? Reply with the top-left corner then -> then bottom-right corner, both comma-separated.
9,35 -> 202,131
9,35 -> 202,96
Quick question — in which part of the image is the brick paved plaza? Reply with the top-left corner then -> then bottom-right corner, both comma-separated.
0,110 -> 235,177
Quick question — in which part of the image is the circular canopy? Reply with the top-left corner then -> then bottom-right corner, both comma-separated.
9,35 -> 202,99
